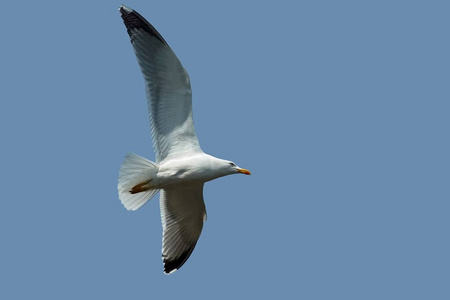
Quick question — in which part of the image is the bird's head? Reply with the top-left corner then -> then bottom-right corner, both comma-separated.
208,156 -> 251,179
225,161 -> 251,176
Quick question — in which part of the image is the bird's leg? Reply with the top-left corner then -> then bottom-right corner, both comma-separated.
130,179 -> 152,194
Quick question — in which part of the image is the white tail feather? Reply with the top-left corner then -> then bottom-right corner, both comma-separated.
118,153 -> 159,211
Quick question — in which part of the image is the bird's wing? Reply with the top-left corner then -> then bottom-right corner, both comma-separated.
160,184 -> 207,274
119,5 -> 202,162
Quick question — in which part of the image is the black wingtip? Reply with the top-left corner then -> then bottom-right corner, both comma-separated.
119,5 -> 168,45
162,243 -> 197,274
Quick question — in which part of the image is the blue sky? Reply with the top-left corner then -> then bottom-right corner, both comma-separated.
1,0 -> 449,299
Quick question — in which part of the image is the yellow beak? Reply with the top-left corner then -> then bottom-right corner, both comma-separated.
237,168 -> 251,175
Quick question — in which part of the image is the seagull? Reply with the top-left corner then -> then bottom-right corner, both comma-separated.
117,5 -> 251,274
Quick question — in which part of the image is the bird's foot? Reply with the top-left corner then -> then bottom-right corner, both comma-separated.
129,180 -> 152,194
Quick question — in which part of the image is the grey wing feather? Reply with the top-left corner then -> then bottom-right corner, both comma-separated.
120,6 -> 202,162
160,184 -> 206,274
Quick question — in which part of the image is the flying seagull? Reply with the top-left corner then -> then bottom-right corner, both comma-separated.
117,5 -> 251,274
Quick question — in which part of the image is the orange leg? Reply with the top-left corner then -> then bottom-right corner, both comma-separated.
130,180 -> 152,194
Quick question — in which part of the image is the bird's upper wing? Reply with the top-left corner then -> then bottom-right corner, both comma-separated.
160,184 -> 206,274
119,5 -> 202,162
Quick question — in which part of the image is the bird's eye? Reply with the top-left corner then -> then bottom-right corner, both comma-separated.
229,162 -> 236,167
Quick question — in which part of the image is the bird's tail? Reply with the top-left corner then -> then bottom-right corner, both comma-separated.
118,152 -> 159,211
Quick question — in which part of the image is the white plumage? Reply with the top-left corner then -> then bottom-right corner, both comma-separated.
118,5 -> 251,274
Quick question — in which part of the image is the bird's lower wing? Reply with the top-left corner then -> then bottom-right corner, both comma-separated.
160,184 -> 206,274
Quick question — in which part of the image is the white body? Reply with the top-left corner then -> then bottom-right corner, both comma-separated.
156,154 -> 231,187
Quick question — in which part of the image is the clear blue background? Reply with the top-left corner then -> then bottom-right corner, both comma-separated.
1,1 -> 449,299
